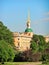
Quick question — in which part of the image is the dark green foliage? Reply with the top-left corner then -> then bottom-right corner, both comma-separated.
0,40 -> 15,62
38,35 -> 46,52
31,34 -> 46,52
42,52 -> 49,64
14,52 -> 24,62
0,21 -> 15,62
30,34 -> 49,62
33,34 -> 39,43
30,41 -> 38,53
0,21 -> 13,44
46,42 -> 49,48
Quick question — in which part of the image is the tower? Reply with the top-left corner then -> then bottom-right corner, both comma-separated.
25,11 -> 33,32
13,12 -> 33,51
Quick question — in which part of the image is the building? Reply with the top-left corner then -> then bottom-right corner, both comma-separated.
13,13 -> 33,51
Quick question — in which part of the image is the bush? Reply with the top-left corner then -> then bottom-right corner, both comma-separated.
42,61 -> 47,64
14,50 -> 42,62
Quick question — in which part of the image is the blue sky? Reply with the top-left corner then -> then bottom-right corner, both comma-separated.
0,0 -> 49,35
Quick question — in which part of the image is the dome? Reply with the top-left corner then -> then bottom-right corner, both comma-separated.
25,28 -> 33,32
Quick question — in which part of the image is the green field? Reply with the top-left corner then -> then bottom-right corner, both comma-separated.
0,62 -> 49,65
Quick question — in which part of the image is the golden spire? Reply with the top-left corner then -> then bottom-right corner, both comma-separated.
27,10 -> 31,28
27,10 -> 30,22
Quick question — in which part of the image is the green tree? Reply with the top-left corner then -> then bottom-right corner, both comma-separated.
0,40 -> 15,62
30,41 -> 38,53
38,35 -> 46,52
0,21 -> 13,45
0,21 -> 15,62
33,34 -> 39,43
31,34 -> 46,52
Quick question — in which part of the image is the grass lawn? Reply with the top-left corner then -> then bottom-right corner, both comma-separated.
0,62 -> 49,65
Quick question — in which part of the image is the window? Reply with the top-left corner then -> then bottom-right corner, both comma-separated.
18,42 -> 20,46
29,33 -> 30,36
26,47 -> 28,50
18,38 -> 20,40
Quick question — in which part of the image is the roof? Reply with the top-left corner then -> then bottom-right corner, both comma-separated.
25,28 -> 33,32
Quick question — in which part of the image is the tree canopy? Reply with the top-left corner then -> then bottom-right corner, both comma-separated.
31,34 -> 47,52
0,40 -> 15,62
0,21 -> 15,62
0,21 -> 13,44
